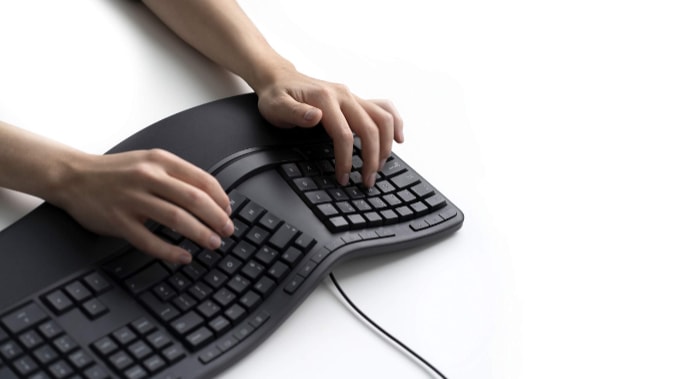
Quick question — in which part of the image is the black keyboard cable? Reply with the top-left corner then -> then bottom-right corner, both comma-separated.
328,272 -> 448,379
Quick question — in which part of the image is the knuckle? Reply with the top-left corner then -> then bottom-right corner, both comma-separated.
336,129 -> 355,146
145,148 -> 171,162
312,85 -> 334,101
333,83 -> 352,97
182,187 -> 205,206
376,110 -> 395,129
131,162 -> 158,182
164,207 -> 188,230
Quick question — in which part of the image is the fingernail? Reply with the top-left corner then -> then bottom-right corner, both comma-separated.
364,172 -> 376,188
379,159 -> 387,171
222,220 -> 234,236
226,203 -> 233,215
303,108 -> 318,121
179,253 -> 192,265
338,173 -> 350,186
209,234 -> 222,249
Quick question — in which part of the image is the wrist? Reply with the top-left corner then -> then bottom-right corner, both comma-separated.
244,55 -> 296,93
43,149 -> 92,209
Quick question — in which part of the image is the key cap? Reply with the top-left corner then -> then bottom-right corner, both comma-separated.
103,250 -> 153,279
125,262 -> 169,294
2,302 -> 48,334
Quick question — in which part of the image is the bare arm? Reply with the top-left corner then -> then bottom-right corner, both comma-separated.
0,120 -> 233,264
142,0 -> 404,187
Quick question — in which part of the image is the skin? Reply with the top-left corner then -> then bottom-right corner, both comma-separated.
0,0 -> 403,264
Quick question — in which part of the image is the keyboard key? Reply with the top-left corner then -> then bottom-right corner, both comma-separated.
292,177 -> 317,191
280,246 -> 303,266
185,327 -> 214,349
199,347 -> 221,364
127,340 -> 153,360
269,223 -> 299,250
33,344 -> 59,365
212,288 -> 236,307
68,348 -> 93,369
204,269 -> 228,289
13,355 -> 38,376
259,212 -> 282,231
146,330 -> 172,350
172,293 -> 197,312
125,262 -> 170,294
140,292 -> 180,322
228,190 -> 249,214
196,300 -> 221,319
218,255 -> 243,275
43,290 -> 74,315
197,250 -> 222,268
0,340 -> 23,361
168,272 -> 192,292
19,330 -> 44,350
267,261 -> 290,283
131,318 -> 157,336
48,359 -> 74,378
38,320 -> 62,340
91,336 -> 119,357
390,171 -> 420,189
239,202 -> 265,224
224,304 -> 246,324
82,298 -> 109,319
232,240 -> 255,261
143,354 -> 166,373
245,226 -> 269,246
241,261 -> 265,281
124,364 -> 148,379
83,365 -> 110,379
253,276 -> 276,297
227,275 -> 250,294
188,282 -> 213,301
171,311 -> 204,336
103,250 -> 153,279
2,303 -> 48,334
280,163 -> 302,178
208,316 -> 231,334
255,245 -> 278,265
82,272 -> 111,294
162,344 -> 186,363
112,326 -> 138,346
305,190 -> 332,204
108,350 -> 133,371
283,274 -> 305,294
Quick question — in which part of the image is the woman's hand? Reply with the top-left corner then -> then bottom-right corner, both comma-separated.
53,149 -> 234,264
142,0 -> 404,188
255,66 -> 404,188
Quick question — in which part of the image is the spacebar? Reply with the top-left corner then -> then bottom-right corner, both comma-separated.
215,148 -> 302,191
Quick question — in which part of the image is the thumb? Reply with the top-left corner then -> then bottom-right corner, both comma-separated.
260,93 -> 322,128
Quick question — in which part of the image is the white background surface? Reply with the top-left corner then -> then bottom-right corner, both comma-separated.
1,1 -> 699,378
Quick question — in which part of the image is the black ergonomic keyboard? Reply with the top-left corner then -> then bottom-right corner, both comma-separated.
0,93 -> 463,379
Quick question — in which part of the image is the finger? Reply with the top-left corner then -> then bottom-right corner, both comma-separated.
370,99 -> 404,143
137,191 -> 226,252
149,149 -> 232,215
259,92 -> 323,128
123,221 -> 193,264
312,96 -> 355,185
153,176 -> 234,240
339,98 -> 381,188
357,98 -> 396,169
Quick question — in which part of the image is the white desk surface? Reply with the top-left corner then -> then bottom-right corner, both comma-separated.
1,1 -> 699,378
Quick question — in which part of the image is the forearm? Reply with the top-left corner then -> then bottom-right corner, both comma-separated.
0,121 -> 84,203
142,0 -> 293,91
